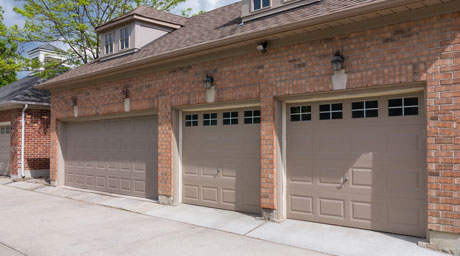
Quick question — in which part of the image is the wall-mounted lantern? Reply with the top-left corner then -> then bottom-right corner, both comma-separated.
331,51 -> 347,90
122,86 -> 130,112
71,96 -> 78,117
71,96 -> 77,107
256,42 -> 268,53
203,74 -> 214,89
121,86 -> 129,99
331,51 -> 345,71
204,74 -> 216,103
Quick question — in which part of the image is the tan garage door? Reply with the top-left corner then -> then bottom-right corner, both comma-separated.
64,116 -> 158,199
0,126 -> 10,176
286,93 -> 426,237
182,108 -> 261,214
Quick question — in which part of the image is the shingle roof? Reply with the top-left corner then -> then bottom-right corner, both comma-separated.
28,43 -> 60,53
43,0 -> 390,86
0,76 -> 50,105
99,5 -> 188,28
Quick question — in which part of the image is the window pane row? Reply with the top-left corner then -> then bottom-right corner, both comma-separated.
352,100 -> 378,118
253,0 -> 269,10
388,97 -> 419,116
185,110 -> 261,127
289,97 -> 419,122
0,127 -> 10,134
290,106 -> 311,122
319,104 -> 343,120
244,110 -> 261,124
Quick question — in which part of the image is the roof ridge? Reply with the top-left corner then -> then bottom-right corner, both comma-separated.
135,5 -> 188,19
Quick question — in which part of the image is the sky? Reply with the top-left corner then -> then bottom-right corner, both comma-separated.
2,0 -> 239,79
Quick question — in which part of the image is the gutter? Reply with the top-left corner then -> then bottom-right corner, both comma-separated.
21,104 -> 28,178
8,101 -> 50,106
36,0 -> 431,90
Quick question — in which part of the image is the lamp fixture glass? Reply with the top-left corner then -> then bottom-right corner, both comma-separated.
331,51 -> 345,71
256,42 -> 268,53
203,74 -> 214,89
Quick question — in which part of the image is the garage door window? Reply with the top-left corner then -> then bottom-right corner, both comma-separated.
244,110 -> 261,124
203,113 -> 218,126
0,127 -> 9,134
185,114 -> 198,127
319,103 -> 343,120
290,106 -> 311,122
388,97 -> 418,116
223,112 -> 238,125
352,100 -> 378,118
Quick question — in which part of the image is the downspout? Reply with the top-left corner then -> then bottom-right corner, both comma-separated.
21,104 -> 28,178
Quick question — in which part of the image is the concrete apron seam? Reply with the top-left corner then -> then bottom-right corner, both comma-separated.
0,240 -> 29,256
2,182 -> 46,191
243,221 -> 267,236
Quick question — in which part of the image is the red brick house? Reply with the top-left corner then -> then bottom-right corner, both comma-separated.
37,0 -> 459,253
0,74 -> 51,178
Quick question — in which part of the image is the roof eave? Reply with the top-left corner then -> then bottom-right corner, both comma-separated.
38,0 -> 427,89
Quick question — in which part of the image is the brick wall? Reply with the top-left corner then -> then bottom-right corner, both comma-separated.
0,108 -> 50,177
50,12 -> 460,234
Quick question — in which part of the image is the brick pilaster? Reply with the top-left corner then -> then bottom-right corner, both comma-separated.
260,84 -> 276,209
157,96 -> 173,197
425,12 -> 460,234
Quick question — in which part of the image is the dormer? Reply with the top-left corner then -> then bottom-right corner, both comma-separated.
27,43 -> 66,65
96,6 -> 187,60
241,0 -> 321,23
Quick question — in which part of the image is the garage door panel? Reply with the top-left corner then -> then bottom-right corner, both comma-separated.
287,94 -> 426,237
202,186 -> 219,202
182,108 -> 261,214
290,195 -> 313,214
85,175 -> 95,186
350,168 -> 373,187
64,116 -> 158,199
318,198 -> 345,219
184,185 -> 199,200
221,189 -> 236,204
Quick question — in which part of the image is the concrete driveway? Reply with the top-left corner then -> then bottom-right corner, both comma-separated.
0,178 -> 447,256
0,184 -> 323,256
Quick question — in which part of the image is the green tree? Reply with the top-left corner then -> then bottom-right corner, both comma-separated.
12,0 -> 188,65
0,6 -> 22,86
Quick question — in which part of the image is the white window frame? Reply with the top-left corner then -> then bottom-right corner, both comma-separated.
104,33 -> 113,54
290,105 -> 311,122
388,97 -> 419,116
120,27 -> 129,50
352,100 -> 378,118
252,0 -> 271,11
244,110 -> 261,124
203,113 -> 217,126
223,111 -> 238,125
319,103 -> 343,120
185,114 -> 198,127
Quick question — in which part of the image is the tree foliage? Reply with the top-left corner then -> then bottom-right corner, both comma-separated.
0,6 -> 22,87
12,0 -> 188,65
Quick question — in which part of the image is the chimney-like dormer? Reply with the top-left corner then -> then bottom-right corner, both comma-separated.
27,43 -> 66,64
96,6 -> 187,60
241,0 -> 321,23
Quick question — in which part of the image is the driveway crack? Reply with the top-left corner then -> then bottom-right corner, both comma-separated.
243,221 -> 267,236
0,240 -> 29,256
